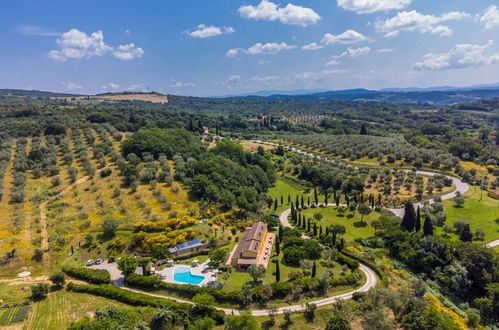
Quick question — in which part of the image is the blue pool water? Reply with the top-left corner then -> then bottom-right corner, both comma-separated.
173,266 -> 205,285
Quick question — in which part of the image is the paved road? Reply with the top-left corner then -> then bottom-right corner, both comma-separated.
486,239 -> 499,248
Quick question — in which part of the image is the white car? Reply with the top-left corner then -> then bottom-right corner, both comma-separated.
86,259 -> 94,266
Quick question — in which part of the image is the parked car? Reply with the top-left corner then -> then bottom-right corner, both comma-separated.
95,258 -> 102,265
86,259 -> 94,266
107,258 -> 115,263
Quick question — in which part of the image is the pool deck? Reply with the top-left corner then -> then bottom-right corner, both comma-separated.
157,260 -> 217,286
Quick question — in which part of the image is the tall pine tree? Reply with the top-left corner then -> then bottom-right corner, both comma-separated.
401,202 -> 416,232
423,215 -> 434,236
275,260 -> 281,282
415,206 -> 421,232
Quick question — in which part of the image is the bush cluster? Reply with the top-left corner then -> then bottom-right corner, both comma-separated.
62,266 -> 111,284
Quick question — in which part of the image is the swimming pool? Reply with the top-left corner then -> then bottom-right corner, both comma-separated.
173,266 -> 205,285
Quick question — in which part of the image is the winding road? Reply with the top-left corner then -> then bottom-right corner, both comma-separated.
258,140 -> 499,249
94,201 -> 379,316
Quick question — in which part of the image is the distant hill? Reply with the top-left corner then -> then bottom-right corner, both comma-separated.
452,97 -> 499,112
259,89 -> 499,105
0,89 -> 82,98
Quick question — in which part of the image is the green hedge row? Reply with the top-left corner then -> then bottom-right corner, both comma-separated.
126,273 -> 240,304
337,252 -> 360,270
127,270 -> 363,305
339,250 -> 387,282
66,283 -> 225,323
62,266 -> 111,284
330,269 -> 362,287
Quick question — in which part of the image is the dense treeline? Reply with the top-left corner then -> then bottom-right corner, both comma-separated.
119,129 -> 275,212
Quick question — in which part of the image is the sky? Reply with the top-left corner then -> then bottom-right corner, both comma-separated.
2,0 -> 499,96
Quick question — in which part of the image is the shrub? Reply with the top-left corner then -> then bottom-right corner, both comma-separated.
62,266 -> 111,284
337,253 -> 360,270
31,283 -> 49,300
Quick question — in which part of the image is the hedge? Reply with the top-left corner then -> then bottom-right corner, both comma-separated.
337,253 -> 360,270
126,273 -> 240,304
127,270 -> 363,305
62,266 -> 111,284
66,283 -> 225,323
339,250 -> 387,282
330,269 -> 362,287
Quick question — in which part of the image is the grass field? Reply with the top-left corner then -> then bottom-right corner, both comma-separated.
268,177 -> 312,214
221,252 -> 351,293
299,206 -> 379,242
24,289 -> 136,330
441,188 -> 499,242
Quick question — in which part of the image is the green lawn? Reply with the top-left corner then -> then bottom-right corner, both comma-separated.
442,188 -> 499,243
222,245 -> 352,292
268,177 -> 312,214
300,206 -> 380,242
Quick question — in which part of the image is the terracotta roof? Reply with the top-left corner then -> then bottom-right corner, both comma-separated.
232,222 -> 267,261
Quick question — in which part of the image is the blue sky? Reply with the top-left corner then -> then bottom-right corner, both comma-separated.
2,0 -> 499,96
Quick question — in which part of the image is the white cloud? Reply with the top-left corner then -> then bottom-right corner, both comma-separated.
48,28 -> 144,62
250,75 -> 279,81
334,46 -> 371,58
302,42 -> 323,50
226,42 -> 296,57
258,60 -> 272,64
112,43 -> 144,60
375,10 -> 470,38
414,40 -> 499,71
61,81 -> 82,90
479,5 -> 499,29
186,24 -> 235,38
321,29 -> 370,45
337,0 -> 411,14
224,75 -> 241,87
18,25 -> 61,36
126,84 -> 143,91
238,0 -> 320,26
101,82 -> 120,90
326,59 -> 341,66
169,81 -> 196,88
377,48 -> 395,53
322,69 -> 346,75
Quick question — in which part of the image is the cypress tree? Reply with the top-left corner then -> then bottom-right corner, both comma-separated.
459,224 -> 473,242
278,225 -> 283,239
324,193 -> 328,205
314,187 -> 318,204
314,223 -> 317,236
274,198 -> 278,211
360,124 -> 368,135
401,202 -> 416,232
275,237 -> 280,255
320,225 -> 323,236
312,262 -> 317,278
346,195 -> 350,207
307,218 -> 311,232
335,196 -> 340,207
296,195 -> 299,208
307,196 -> 310,206
280,196 -> 283,205
275,260 -> 281,282
288,195 -> 291,204
415,206 -> 421,232
301,195 -> 304,208
423,215 -> 434,236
